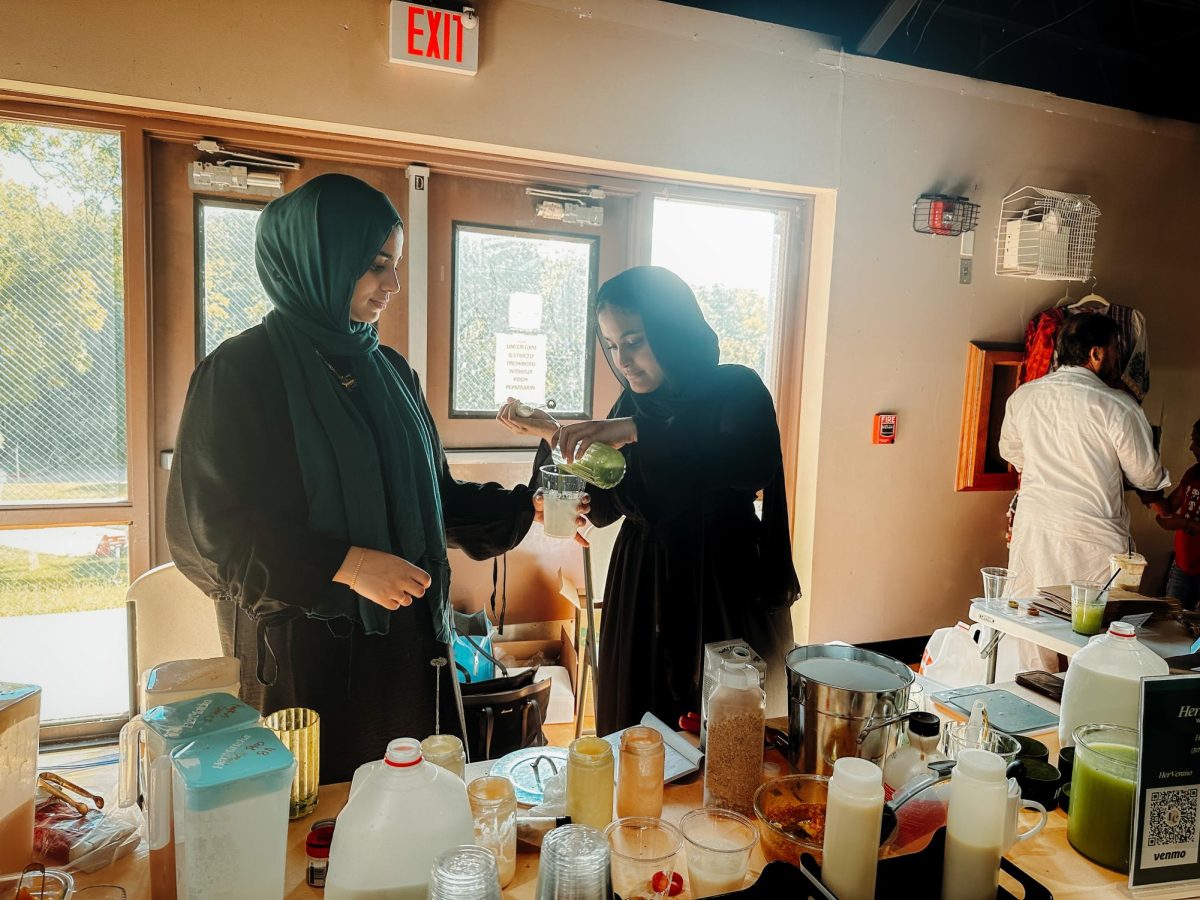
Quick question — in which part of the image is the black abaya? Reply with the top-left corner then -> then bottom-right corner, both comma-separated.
167,325 -> 534,782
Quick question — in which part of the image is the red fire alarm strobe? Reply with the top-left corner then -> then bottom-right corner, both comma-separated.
873,413 -> 897,444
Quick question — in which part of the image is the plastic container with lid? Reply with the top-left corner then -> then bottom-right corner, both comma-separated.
421,733 -> 467,780
0,683 -> 40,874
941,749 -> 1008,900
326,738 -> 474,900
1058,621 -> 1169,748
821,757 -> 885,900
119,692 -> 261,899
703,661 -> 766,816
882,712 -> 945,801
170,726 -> 295,899
141,657 -> 241,711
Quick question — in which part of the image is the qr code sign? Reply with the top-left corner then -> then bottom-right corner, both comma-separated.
1141,785 -> 1200,869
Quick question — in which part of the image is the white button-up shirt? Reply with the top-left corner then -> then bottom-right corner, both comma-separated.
999,366 -> 1169,597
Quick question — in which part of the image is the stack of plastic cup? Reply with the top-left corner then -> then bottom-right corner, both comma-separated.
428,846 -> 502,900
536,825 -> 612,900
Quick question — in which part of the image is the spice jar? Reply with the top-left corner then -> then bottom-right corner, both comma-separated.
703,661 -> 765,816
566,736 -> 614,830
467,775 -> 518,887
306,818 -> 335,888
421,734 -> 467,779
617,726 -> 665,818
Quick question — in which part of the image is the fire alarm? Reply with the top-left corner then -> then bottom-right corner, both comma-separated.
873,413 -> 897,444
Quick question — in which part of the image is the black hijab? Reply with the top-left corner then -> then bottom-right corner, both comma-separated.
596,266 -> 800,609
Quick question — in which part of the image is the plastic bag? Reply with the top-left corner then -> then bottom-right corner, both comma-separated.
32,796 -> 140,874
452,609 -> 508,683
919,622 -> 987,687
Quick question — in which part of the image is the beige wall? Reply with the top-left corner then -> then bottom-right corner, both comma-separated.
5,0 -> 1198,643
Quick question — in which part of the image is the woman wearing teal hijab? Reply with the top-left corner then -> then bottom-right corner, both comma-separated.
167,174 -> 577,780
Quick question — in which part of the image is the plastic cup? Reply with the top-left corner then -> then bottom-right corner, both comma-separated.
540,465 -> 585,539
604,817 -> 683,900
680,808 -> 757,899
261,707 -> 319,819
1109,553 -> 1147,592
981,567 -> 1013,608
536,824 -> 612,900
943,723 -> 1020,765
1071,580 -> 1108,636
428,845 -> 502,899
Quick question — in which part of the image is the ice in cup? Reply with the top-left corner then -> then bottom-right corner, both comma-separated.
1108,552 -> 1147,592
540,465 -> 585,539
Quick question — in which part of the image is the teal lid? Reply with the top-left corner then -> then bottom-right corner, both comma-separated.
0,682 -> 40,715
144,692 -> 260,746
171,727 -> 295,811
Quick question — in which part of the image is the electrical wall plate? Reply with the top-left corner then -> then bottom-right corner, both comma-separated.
959,258 -> 973,284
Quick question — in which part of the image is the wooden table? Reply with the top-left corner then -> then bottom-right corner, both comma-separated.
51,740 -> 1131,900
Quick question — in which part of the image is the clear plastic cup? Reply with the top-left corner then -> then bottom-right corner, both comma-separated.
980,567 -> 1013,609
604,817 -> 683,900
536,824 -> 612,900
428,845 -> 502,899
943,723 -> 1020,764
540,465 -> 585,539
1108,553 -> 1147,592
1071,580 -> 1108,636
679,808 -> 757,899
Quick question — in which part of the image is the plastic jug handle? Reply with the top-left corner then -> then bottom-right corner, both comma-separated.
117,714 -> 146,809
147,754 -> 174,849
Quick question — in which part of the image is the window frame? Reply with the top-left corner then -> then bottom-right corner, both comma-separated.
447,220 -> 600,421
193,196 -> 269,363
0,101 -> 153,745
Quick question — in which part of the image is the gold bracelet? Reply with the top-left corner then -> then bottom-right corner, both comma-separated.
349,547 -> 366,592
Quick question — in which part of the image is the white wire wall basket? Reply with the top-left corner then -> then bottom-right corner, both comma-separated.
994,186 -> 1099,281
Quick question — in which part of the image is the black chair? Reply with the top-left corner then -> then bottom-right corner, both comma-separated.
459,670 -> 551,762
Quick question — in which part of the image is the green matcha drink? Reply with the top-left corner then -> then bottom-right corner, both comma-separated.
1067,725 -> 1139,872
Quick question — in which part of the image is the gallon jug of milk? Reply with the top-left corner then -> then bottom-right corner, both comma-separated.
1058,621 -> 1168,748
325,738 -> 474,899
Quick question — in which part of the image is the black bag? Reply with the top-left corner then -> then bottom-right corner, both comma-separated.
458,669 -> 551,761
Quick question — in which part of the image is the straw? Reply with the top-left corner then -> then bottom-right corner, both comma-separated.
1099,568 -> 1120,597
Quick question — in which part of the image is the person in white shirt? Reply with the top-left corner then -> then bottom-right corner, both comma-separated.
997,314 -> 1169,674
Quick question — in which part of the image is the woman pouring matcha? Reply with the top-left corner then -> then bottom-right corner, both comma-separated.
499,266 -> 799,732
168,174 -> 587,781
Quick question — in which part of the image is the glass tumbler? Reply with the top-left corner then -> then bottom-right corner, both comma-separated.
261,707 -> 319,818
604,817 -> 683,900
467,775 -> 518,887
422,733 -> 467,779
617,726 -> 665,818
428,845 -> 502,900
943,723 -> 1020,765
536,824 -> 612,900
1068,724 -> 1139,872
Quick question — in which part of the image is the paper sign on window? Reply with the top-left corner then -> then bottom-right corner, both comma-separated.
494,333 -> 547,407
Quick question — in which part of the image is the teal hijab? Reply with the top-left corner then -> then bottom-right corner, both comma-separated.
256,173 -> 450,642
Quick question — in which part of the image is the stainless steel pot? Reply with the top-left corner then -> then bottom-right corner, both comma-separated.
786,644 -> 914,775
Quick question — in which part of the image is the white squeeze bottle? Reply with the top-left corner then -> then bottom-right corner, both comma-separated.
821,757 -> 885,900
326,738 -> 474,899
1058,621 -> 1169,748
942,749 -> 1007,900
882,712 -> 946,800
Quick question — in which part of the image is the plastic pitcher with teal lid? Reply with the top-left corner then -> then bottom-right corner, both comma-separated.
171,726 -> 295,899
118,692 -> 261,898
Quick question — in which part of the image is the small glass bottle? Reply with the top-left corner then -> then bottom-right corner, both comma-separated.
305,818 -> 335,888
566,736 -> 615,830
467,775 -> 518,888
421,733 -> 467,779
702,661 -> 765,816
617,726 -> 664,818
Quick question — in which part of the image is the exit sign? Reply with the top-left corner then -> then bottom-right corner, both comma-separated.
389,2 -> 479,75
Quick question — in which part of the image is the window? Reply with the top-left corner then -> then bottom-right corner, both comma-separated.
0,118 -> 134,734
650,197 -> 789,391
451,223 -> 598,419
196,199 -> 268,358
